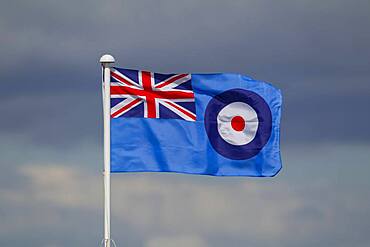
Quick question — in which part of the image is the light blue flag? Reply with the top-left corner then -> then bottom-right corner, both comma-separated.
109,67 -> 282,176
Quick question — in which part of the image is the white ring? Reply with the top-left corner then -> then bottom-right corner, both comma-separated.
217,102 -> 259,146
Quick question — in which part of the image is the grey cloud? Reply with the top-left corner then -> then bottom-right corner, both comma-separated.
1,0 -> 369,146
1,143 -> 370,247
145,235 -> 209,247
1,0 -> 370,73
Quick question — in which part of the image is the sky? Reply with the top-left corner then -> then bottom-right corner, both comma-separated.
1,0 -> 370,246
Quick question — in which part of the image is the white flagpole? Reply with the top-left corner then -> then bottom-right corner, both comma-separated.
100,54 -> 115,247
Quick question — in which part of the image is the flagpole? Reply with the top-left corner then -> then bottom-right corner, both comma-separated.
100,54 -> 115,247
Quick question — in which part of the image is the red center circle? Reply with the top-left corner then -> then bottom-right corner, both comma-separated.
231,116 -> 245,131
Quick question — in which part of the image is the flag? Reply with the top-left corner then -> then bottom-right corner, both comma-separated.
110,67 -> 282,177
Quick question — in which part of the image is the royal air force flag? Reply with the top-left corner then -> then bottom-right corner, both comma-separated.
110,67 -> 282,177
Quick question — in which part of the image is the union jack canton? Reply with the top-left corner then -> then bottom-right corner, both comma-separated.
110,68 -> 196,121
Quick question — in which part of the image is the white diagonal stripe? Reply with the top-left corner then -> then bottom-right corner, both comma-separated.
154,74 -> 191,90
169,98 -> 195,102
111,68 -> 141,88
111,94 -> 145,100
158,99 -> 196,121
111,98 -> 142,117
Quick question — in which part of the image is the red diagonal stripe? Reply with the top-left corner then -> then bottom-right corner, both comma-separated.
155,74 -> 188,89
111,71 -> 137,87
111,98 -> 142,118
164,100 -> 196,121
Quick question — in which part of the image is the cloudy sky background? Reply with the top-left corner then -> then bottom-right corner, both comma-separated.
1,0 -> 370,246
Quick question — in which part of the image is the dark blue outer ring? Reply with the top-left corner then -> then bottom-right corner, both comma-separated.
204,89 -> 272,160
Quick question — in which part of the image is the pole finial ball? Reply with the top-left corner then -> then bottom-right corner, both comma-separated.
100,54 -> 115,64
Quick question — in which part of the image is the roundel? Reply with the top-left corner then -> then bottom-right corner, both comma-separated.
204,89 -> 272,160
